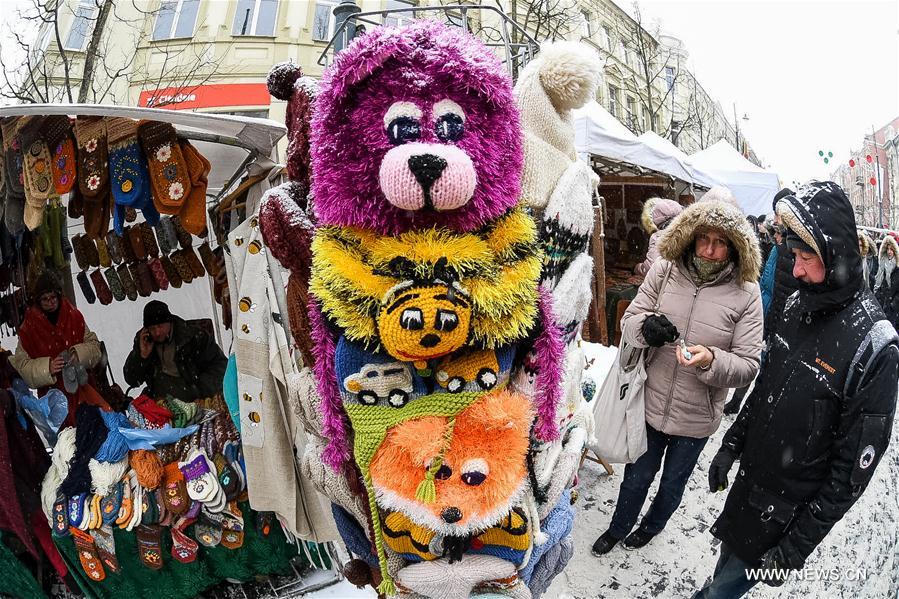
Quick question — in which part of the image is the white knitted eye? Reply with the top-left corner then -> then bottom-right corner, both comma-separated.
383,102 -> 423,129
433,100 -> 465,143
461,458 -> 488,486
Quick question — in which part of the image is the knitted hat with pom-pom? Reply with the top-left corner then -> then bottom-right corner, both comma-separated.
267,61 -> 317,195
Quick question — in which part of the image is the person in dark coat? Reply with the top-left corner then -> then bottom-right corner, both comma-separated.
124,300 -> 227,401
722,192 -> 792,415
873,234 -> 899,327
857,230 -> 877,292
695,182 -> 899,598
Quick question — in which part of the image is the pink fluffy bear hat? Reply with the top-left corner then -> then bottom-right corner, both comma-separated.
310,20 -> 524,236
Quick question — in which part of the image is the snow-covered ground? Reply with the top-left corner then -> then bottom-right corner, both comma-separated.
303,342 -> 899,598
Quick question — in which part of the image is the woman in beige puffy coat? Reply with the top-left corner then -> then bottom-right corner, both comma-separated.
592,199 -> 764,556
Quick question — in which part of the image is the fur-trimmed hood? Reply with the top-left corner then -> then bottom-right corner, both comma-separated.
858,230 -> 875,256
657,200 -> 761,284
879,235 -> 899,263
640,197 -> 683,234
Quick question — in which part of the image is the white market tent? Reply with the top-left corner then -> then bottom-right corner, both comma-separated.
573,101 -> 700,187
637,131 -> 721,189
685,139 -> 780,216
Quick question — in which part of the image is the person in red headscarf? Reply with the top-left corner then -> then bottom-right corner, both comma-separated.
10,270 -> 104,426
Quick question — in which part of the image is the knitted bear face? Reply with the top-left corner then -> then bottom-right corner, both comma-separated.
311,21 -> 523,236
370,389 -> 532,536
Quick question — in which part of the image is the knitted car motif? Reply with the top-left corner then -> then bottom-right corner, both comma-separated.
370,389 -> 533,536
377,281 -> 472,364
344,362 -> 414,407
435,349 -> 499,393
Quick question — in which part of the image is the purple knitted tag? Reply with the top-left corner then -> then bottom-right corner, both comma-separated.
180,455 -> 210,481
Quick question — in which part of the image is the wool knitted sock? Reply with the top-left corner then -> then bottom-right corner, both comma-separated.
130,262 -> 152,297
220,502 -> 244,549
117,263 -> 138,300
170,517 -> 199,563
194,511 -> 223,547
40,115 -> 75,195
160,254 -> 182,288
76,270 -> 96,304
171,215 -> 193,250
95,236 -> 111,268
147,257 -> 169,291
138,120 -> 191,214
161,462 -> 190,515
136,524 -> 164,570
99,484 -> 123,526
178,140 -> 210,236
86,270 -> 110,305
104,267 -> 125,301
92,524 -> 120,573
74,117 -> 109,198
105,231 -> 124,264
141,222 -> 160,257
72,527 -> 106,581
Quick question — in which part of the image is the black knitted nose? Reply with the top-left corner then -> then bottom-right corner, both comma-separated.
408,154 -> 447,194
419,333 -> 441,348
441,506 -> 462,523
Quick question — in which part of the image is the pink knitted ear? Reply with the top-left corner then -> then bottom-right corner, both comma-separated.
308,298 -> 352,470
532,285 -> 565,441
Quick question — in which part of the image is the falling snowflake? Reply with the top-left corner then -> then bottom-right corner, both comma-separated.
85,138 -> 98,153
169,181 -> 184,200
87,174 -> 102,191
156,143 -> 172,162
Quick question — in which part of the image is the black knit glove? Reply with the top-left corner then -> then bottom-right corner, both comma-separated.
641,314 -> 679,347
708,447 -> 737,492
758,546 -> 792,587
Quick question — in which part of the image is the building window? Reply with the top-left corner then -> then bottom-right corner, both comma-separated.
312,0 -> 338,41
608,84 -> 619,117
626,97 -> 638,129
665,66 -> 675,91
581,10 -> 593,38
64,0 -> 99,51
233,0 -> 279,36
603,25 -> 613,52
152,0 -> 200,41
33,25 -> 53,56
384,0 -> 416,28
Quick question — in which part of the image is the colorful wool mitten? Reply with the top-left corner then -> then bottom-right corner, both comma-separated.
72,527 -> 106,581
74,117 -> 109,198
76,270 -> 96,304
178,140 -> 211,236
105,230 -> 125,264
138,120 -> 191,214
89,269 -> 113,305
136,260 -> 158,294
147,257 -> 170,291
154,220 -> 174,255
170,518 -> 199,563
159,216 -> 180,252
141,222 -> 160,257
107,117 -> 158,234
95,236 -> 111,268
171,215 -> 193,250
194,510 -> 223,547
104,266 -> 125,301
84,187 -> 111,240
136,524 -> 164,570
220,502 -> 244,549
84,236 -> 101,268
18,117 -> 54,231
120,226 -> 138,263
161,462 -> 190,515
160,254 -> 182,288
130,262 -> 152,297
40,115 -> 76,195
71,233 -> 89,271
179,448 -> 221,502
197,241 -> 219,279
117,263 -> 138,301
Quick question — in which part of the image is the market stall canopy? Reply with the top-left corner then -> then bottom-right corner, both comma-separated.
686,140 -> 780,216
637,131 -> 721,189
0,104 -> 287,197
573,101 -> 695,185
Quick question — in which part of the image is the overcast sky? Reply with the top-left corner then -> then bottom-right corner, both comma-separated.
636,0 -> 899,186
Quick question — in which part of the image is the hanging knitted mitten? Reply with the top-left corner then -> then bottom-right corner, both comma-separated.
40,115 -> 76,195
90,269 -> 113,306
138,120 -> 191,215
178,140 -> 211,236
76,271 -> 96,304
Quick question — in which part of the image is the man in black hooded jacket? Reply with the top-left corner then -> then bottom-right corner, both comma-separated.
694,182 -> 898,598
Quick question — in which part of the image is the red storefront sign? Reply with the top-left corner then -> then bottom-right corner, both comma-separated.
138,83 -> 270,110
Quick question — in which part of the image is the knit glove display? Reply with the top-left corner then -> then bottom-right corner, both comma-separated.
160,255 -> 182,289
141,222 -> 159,258
707,447 -> 736,492
178,140 -> 210,236
104,267 -> 125,302
40,115 -> 76,195
641,314 -> 678,348
117,263 -> 138,301
73,117 -> 109,199
90,269 -> 113,306
76,271 -> 96,304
